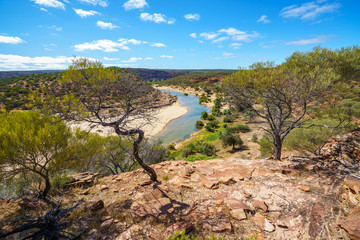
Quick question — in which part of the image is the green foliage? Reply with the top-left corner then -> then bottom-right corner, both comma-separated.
167,144 -> 176,150
211,107 -> 221,117
223,115 -> 233,123
206,115 -> 216,121
51,173 -> 75,190
214,97 -> 222,109
200,142 -> 217,156
259,135 -> 272,157
184,93 -> 189,96
220,129 -> 243,149
181,140 -> 216,158
205,120 -> 219,132
201,111 -> 209,120
232,124 -> 250,132
251,133 -> 258,142
195,120 -> 204,129
162,175 -> 169,181
199,94 -> 209,104
182,147 -> 193,158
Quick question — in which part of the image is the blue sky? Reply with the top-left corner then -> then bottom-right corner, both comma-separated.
0,0 -> 359,70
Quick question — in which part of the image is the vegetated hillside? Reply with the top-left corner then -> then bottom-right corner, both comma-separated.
0,70 -> 63,79
157,71 -> 235,89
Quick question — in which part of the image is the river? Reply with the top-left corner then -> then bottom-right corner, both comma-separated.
154,90 -> 210,145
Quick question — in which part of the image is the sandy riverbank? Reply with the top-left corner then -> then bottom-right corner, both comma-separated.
69,101 -> 189,138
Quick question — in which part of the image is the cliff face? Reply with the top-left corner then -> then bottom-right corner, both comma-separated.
1,130 -> 360,240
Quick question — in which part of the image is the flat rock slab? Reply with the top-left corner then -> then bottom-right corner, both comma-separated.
197,166 -> 215,175
201,177 -> 219,189
224,198 -> 251,211
131,197 -> 172,218
164,222 -> 193,239
203,215 -> 232,233
251,215 -> 275,232
337,206 -> 360,240
209,166 -> 254,181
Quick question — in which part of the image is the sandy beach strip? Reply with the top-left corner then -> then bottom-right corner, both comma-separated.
68,100 -> 189,138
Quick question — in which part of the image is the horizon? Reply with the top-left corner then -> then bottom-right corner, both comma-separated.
1,0 -> 359,71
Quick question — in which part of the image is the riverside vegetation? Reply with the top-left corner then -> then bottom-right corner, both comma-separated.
0,46 -> 360,239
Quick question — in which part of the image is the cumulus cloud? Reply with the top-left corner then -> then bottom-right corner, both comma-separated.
230,43 -> 242,49
122,57 -> 142,63
0,54 -> 72,70
189,33 -> 197,39
199,32 -> 220,40
73,8 -> 100,17
161,55 -> 173,58
123,0 -> 148,10
257,15 -> 270,23
280,1 -> 341,20
184,13 -> 200,21
140,13 -> 175,24
103,57 -> 119,61
151,43 -> 166,47
78,0 -> 107,7
218,27 -> 245,36
212,37 -> 229,43
96,21 -> 119,30
285,35 -> 331,45
74,38 -> 143,52
31,0 -> 65,10
145,57 -> 153,60
0,35 -> 26,44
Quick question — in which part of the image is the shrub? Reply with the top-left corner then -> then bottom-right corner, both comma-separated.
51,174 -> 74,190
223,109 -> 231,116
182,147 -> 193,158
251,134 -> 258,142
205,120 -> 219,132
199,94 -> 209,104
206,115 -> 216,121
184,93 -> 189,96
195,120 -> 204,129
214,97 -> 222,108
212,107 -> 221,117
167,144 -> 176,150
259,135 -> 272,157
220,129 -> 243,149
343,99 -> 356,107
232,124 -> 250,132
201,111 -> 209,120
223,115 -> 233,123
162,175 -> 169,181
200,142 -> 216,156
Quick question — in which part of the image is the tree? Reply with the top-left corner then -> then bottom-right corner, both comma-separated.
224,48 -> 339,159
40,58 -> 159,181
220,129 -> 243,150
0,111 -> 98,200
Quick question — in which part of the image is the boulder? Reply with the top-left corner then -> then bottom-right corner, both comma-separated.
251,214 -> 275,232
337,207 -> 360,240
89,200 -> 104,211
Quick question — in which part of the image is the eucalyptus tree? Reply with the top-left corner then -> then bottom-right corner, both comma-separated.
224,48 -> 339,160
42,58 -> 159,181
0,111 -> 98,199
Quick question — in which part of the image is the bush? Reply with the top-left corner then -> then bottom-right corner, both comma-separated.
223,109 -> 231,116
232,124 -> 250,132
259,135 -> 272,157
184,93 -> 189,96
214,97 -> 222,109
205,120 -> 219,132
167,144 -> 176,150
223,115 -> 233,123
199,94 -> 209,104
343,99 -> 356,107
51,174 -> 74,190
201,111 -> 209,120
182,147 -> 193,158
200,142 -> 216,156
251,134 -> 258,142
212,107 -> 221,117
195,120 -> 204,129
206,115 -> 216,121
220,129 -> 243,149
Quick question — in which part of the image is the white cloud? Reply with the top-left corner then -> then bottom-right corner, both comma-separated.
161,55 -> 173,58
39,25 -> 63,31
230,43 -> 242,49
31,0 -> 65,10
212,37 -> 229,43
145,57 -> 153,60
74,38 -> 142,52
190,33 -> 197,39
78,0 -> 107,7
140,13 -> 175,24
73,8 -> 100,17
222,52 -> 235,58
96,21 -> 119,30
123,0 -> 148,10
184,13 -> 200,21
280,1 -> 341,20
122,57 -> 142,63
151,43 -> 166,47
218,27 -> 245,36
0,54 -> 72,70
257,15 -> 270,23
231,31 -> 260,42
200,32 -> 220,40
0,35 -> 26,44
285,35 -> 331,45
103,57 -> 119,61
40,7 -> 48,11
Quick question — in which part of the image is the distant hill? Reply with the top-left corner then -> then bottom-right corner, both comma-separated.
0,70 -> 64,79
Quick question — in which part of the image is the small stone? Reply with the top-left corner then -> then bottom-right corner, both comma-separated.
140,180 -> 153,186
180,184 -> 193,189
251,215 -> 275,232
100,185 -> 109,191
252,200 -> 268,212
230,209 -> 247,220
220,176 -> 235,185
183,166 -> 195,176
79,189 -> 89,195
224,198 -> 251,211
113,189 -> 119,193
203,216 -> 232,233
89,200 -> 104,211
100,218 -> 113,229
299,185 -> 311,192
244,192 -> 252,198
201,177 -> 219,189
